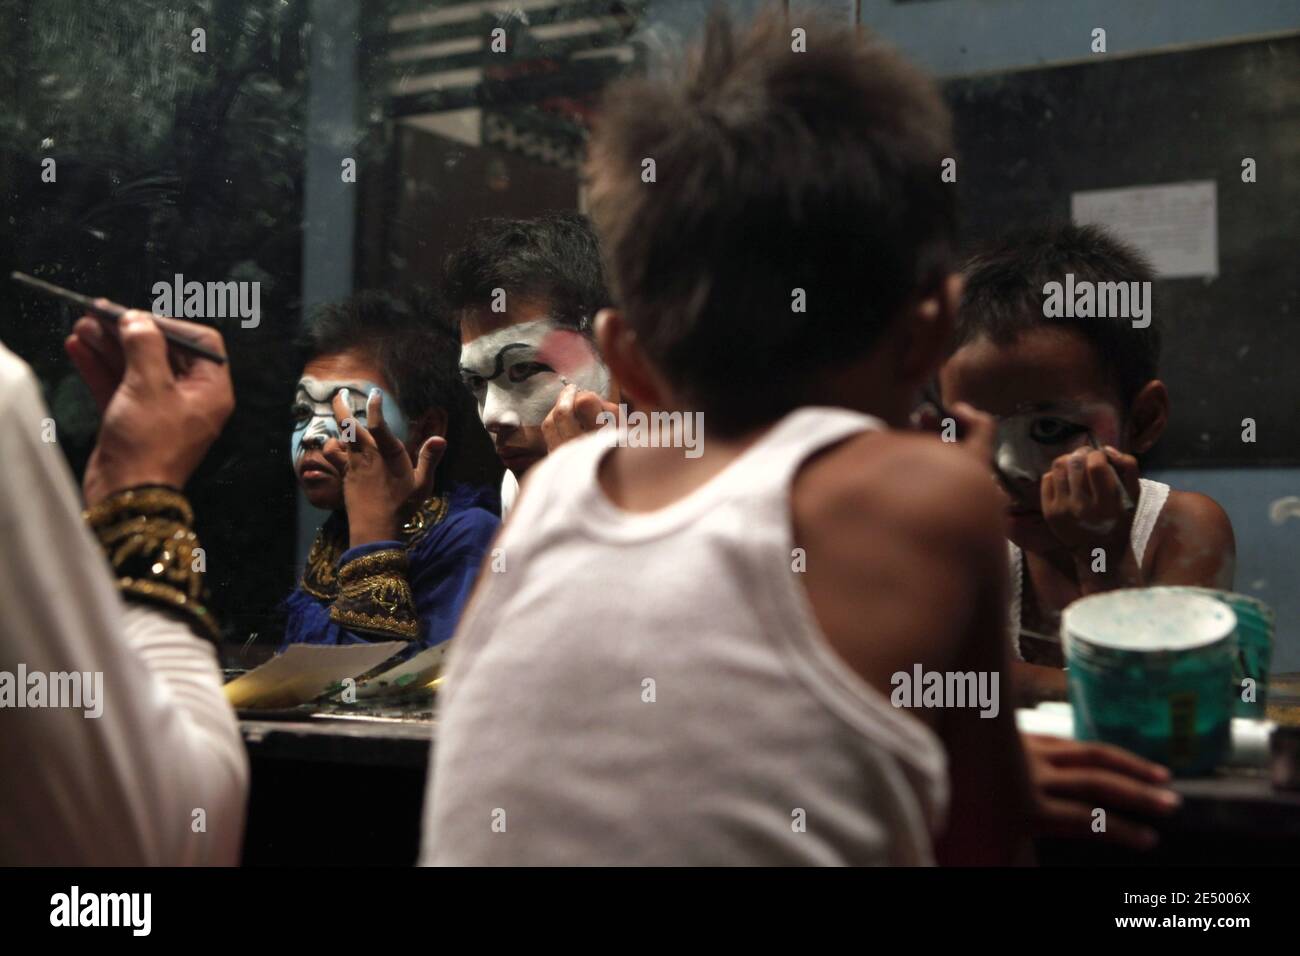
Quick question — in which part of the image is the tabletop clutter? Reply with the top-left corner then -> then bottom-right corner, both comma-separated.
225,582 -> 1296,789
1018,585 -> 1299,789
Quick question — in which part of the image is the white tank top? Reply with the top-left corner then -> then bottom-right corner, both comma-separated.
1006,477 -> 1171,659
421,407 -> 949,866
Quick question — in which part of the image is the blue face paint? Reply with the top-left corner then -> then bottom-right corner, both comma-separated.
290,376 -> 410,466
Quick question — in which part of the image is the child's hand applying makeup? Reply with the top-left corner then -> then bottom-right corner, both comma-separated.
333,388 -> 446,547
541,382 -> 619,451
1041,445 -> 1141,559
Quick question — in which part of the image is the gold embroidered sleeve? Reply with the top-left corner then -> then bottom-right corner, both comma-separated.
328,548 -> 419,640
83,485 -> 220,643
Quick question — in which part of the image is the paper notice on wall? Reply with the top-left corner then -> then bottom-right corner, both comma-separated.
1071,181 -> 1218,279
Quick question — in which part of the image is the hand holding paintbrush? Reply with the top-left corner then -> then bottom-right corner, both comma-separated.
1084,430 -> 1135,512
10,272 -> 226,365
55,295 -> 235,506
1038,437 -> 1142,561
915,388 -> 1139,552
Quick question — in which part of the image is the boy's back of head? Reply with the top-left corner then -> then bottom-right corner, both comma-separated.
587,10 -> 956,436
954,222 -> 1161,407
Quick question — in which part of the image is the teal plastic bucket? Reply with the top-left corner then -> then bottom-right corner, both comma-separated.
1161,587 -> 1275,718
1063,589 -> 1237,776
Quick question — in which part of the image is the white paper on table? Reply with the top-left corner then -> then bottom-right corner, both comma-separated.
223,642 -> 405,709
1071,180 -> 1218,279
356,642 -> 452,698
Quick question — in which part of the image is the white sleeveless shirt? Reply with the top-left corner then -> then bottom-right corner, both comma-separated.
1007,477 -> 1171,659
421,407 -> 948,866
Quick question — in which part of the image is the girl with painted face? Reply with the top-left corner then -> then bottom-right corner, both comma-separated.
445,214 -> 620,516
282,293 -> 500,662
938,224 -> 1235,692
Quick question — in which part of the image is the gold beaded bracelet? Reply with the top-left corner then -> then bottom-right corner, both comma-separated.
84,485 -> 220,643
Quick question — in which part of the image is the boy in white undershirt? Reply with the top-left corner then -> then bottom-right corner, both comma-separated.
939,224 -> 1235,702
421,13 -> 1036,865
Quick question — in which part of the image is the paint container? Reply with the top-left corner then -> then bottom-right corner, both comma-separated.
1063,589 -> 1237,776
1161,587 -> 1275,718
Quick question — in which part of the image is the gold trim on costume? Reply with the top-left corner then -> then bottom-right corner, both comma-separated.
402,494 -> 450,548
84,486 -> 219,642
84,485 -> 194,528
329,548 -> 419,639
301,514 -> 347,600
300,493 -> 450,603
301,494 -> 451,640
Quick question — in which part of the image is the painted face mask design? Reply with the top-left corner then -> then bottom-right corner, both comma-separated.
459,319 -> 610,429
290,376 -> 409,465
993,402 -> 1114,498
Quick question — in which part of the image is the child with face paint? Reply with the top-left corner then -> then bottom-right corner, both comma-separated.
282,293 -> 500,658
938,224 -> 1236,700
444,214 -> 619,516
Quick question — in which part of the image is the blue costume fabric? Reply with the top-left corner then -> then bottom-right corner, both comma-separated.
282,482 -> 499,656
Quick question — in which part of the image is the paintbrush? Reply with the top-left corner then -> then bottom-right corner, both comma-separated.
1018,626 -> 1062,645
1085,430 -> 1135,511
10,271 -> 227,365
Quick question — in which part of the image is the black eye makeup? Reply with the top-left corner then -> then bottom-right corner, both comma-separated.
292,386 -> 369,421
1028,417 -> 1089,444
506,360 -> 555,384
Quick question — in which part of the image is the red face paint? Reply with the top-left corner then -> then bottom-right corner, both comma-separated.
537,327 -> 601,382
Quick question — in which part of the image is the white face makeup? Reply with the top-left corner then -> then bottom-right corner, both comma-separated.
290,376 -> 409,464
459,319 -> 610,429
993,401 -> 1115,494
